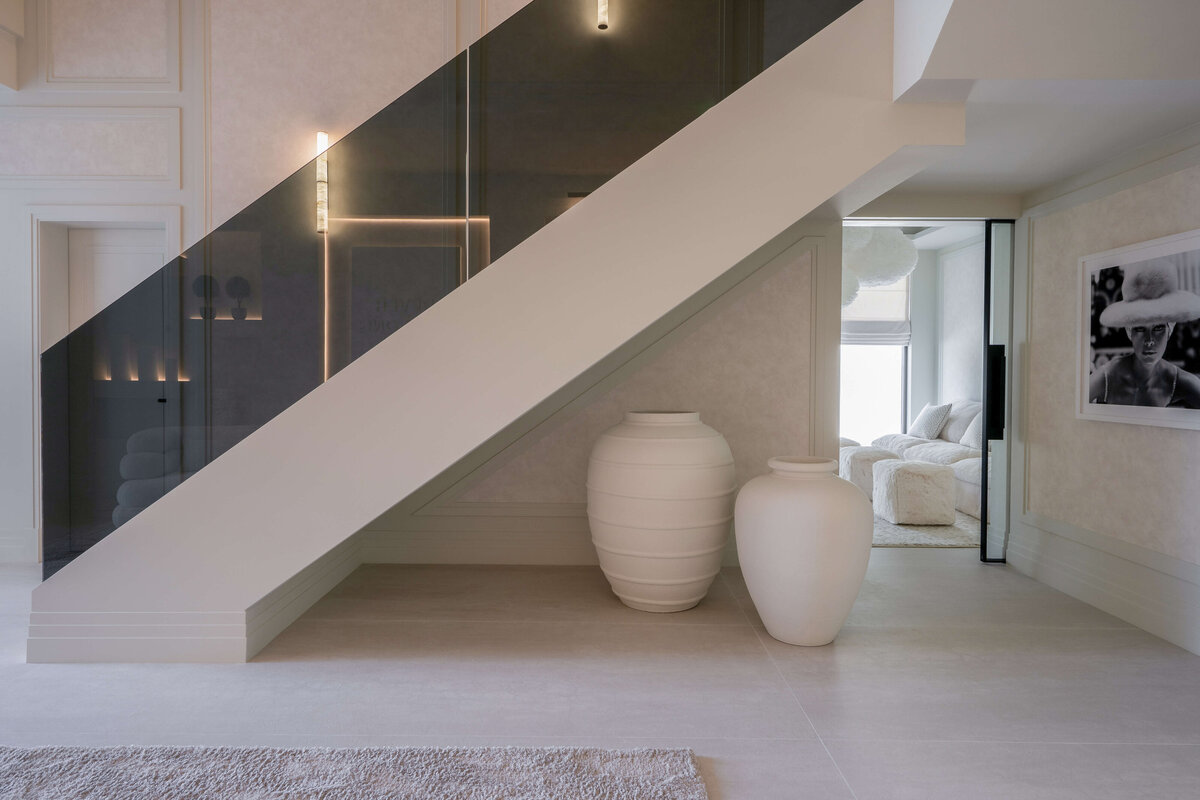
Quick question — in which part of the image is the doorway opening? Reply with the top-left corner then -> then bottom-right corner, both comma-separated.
838,219 -> 1011,558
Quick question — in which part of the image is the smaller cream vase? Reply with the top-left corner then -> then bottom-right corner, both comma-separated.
587,411 -> 736,612
734,457 -> 873,645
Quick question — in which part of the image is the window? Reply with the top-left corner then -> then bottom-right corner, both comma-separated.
840,275 -> 910,444
840,344 -> 905,445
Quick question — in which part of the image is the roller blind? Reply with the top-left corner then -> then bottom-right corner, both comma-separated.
842,275 -> 910,344
841,320 -> 911,345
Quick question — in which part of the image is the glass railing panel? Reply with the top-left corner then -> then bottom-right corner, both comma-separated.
324,55 -> 469,376
41,271 -> 167,576
469,0 -> 728,263
762,0 -> 862,69
42,1 -> 860,577
41,56 -> 468,577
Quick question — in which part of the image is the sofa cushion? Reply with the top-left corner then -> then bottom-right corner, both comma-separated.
952,457 -> 986,485
839,445 -> 897,499
959,412 -> 985,450
909,402 -> 952,439
903,441 -> 977,465
952,457 -> 988,519
941,400 -> 982,442
871,433 -> 933,456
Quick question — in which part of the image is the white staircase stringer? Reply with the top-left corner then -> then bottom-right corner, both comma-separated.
29,0 -> 965,662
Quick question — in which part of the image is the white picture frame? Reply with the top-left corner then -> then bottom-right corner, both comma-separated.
1077,227 -> 1200,430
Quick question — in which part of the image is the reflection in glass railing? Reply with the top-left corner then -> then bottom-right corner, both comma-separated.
41,0 -> 859,576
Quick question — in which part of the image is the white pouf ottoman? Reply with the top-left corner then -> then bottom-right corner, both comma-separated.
838,446 -> 898,500
872,459 -> 956,525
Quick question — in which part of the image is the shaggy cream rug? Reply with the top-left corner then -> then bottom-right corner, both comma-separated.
0,746 -> 707,800
872,511 -> 980,547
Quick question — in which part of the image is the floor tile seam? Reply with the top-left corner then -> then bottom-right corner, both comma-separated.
295,616 -> 752,629
745,623 -> 861,800
716,570 -> 759,623
837,623 -> 1137,632
817,736 -> 1200,747
0,732 -> 815,742
836,623 -> 1141,632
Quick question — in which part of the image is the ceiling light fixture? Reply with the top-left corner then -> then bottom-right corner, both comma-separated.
597,0 -> 609,30
843,227 -> 917,288
316,131 -> 329,234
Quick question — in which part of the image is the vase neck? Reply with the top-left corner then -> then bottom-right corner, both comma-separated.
624,411 -> 700,425
767,456 -> 837,479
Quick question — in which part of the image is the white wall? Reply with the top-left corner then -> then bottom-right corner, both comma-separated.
907,249 -> 938,422
937,236 -> 984,403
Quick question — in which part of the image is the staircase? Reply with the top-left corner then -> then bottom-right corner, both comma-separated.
30,0 -> 965,662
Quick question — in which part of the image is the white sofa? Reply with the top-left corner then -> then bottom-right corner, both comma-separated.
856,400 -> 987,519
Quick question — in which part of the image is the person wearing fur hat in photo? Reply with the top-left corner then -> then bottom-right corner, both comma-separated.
1089,258 -> 1200,408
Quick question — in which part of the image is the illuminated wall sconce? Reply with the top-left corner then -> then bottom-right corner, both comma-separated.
597,0 -> 609,30
316,131 -> 329,233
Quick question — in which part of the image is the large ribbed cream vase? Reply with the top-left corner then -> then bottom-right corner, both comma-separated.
587,412 -> 736,612
734,457 -> 873,645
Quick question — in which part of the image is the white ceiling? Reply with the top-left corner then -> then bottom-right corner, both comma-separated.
897,80 -> 1200,196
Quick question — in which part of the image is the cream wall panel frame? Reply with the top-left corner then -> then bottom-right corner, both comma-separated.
1008,137 -> 1200,655
0,106 -> 180,186
35,0 -> 180,91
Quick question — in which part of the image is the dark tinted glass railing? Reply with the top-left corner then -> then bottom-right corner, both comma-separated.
41,0 -> 859,577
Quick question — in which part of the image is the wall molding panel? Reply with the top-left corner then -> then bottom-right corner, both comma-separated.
36,0 -> 181,92
362,509 -> 598,566
0,106 -> 180,186
1009,141 -> 1200,656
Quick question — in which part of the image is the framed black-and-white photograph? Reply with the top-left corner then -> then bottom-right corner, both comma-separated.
1077,228 -> 1200,429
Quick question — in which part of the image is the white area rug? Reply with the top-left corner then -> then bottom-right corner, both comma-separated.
0,746 -> 707,800
872,511 -> 980,548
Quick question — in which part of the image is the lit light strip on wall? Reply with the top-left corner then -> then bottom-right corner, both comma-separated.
315,131 -> 329,233
597,0 -> 609,30
318,131 -> 330,381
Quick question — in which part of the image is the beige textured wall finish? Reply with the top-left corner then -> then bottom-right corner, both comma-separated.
461,251 -> 814,503
0,110 -> 173,178
1026,164 -> 1200,565
48,0 -> 170,80
209,0 -> 448,227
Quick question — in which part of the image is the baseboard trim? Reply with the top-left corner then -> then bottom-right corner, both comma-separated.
27,609 -> 248,663
0,528 -> 38,563
363,527 -> 598,566
417,501 -> 588,518
1008,513 -> 1200,656
27,536 -> 363,663
362,502 -> 743,567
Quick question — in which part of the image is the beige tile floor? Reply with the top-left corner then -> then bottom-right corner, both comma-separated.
2,549 -> 1200,799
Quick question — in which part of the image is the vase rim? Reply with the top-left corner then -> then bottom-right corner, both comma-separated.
767,456 -> 837,474
624,411 -> 701,424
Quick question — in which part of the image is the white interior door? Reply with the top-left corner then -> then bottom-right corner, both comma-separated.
67,228 -> 167,332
